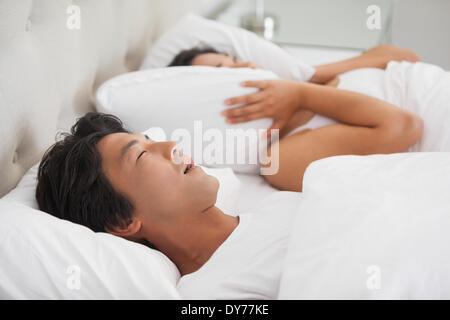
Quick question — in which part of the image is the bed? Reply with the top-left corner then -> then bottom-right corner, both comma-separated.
0,0 -> 286,299
2,1 -> 450,300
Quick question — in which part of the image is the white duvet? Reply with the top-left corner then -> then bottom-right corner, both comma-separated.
279,61 -> 450,299
279,152 -> 450,299
383,61 -> 450,152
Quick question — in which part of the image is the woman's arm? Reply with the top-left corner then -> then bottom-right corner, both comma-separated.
223,78 -> 423,140
309,44 -> 421,84
298,82 -> 420,133
261,82 -> 424,191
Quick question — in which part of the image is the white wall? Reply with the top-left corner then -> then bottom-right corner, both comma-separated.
391,0 -> 450,69
153,0 -> 230,36
152,0 -> 450,69
264,0 -> 392,49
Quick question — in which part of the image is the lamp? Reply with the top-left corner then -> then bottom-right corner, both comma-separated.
240,0 -> 278,40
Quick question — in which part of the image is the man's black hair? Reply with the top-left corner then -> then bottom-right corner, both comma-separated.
167,47 -> 219,66
36,112 -> 135,234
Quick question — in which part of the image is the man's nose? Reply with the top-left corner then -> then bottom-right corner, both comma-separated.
168,142 -> 190,165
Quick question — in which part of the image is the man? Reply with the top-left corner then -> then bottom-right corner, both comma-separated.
36,112 -> 298,299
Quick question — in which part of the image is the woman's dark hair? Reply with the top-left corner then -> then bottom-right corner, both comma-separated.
36,112 -> 134,234
167,47 -> 219,66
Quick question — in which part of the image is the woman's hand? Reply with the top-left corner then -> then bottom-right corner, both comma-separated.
222,79 -> 303,137
229,61 -> 261,69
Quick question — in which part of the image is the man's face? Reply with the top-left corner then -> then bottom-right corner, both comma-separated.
191,53 -> 259,69
96,133 -> 219,228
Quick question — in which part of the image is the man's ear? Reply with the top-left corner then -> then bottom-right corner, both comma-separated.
107,218 -> 142,239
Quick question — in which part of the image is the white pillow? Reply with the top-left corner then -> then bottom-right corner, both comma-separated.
140,13 -> 315,82
96,66 -> 279,174
0,197 -> 181,299
1,155 -> 240,299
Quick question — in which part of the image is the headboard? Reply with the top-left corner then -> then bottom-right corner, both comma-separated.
0,0 -> 171,197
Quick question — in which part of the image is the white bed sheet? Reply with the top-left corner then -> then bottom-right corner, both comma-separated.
233,173 -> 279,214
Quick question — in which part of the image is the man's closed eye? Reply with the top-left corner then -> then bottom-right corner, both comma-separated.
137,150 -> 147,162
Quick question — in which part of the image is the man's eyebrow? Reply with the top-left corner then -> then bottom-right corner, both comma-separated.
120,139 -> 139,159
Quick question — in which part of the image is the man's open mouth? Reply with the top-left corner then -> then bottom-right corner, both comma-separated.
184,160 -> 195,174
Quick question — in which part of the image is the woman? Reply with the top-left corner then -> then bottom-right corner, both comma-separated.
168,45 -> 427,192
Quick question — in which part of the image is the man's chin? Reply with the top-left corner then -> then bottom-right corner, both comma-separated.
189,166 -> 220,194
